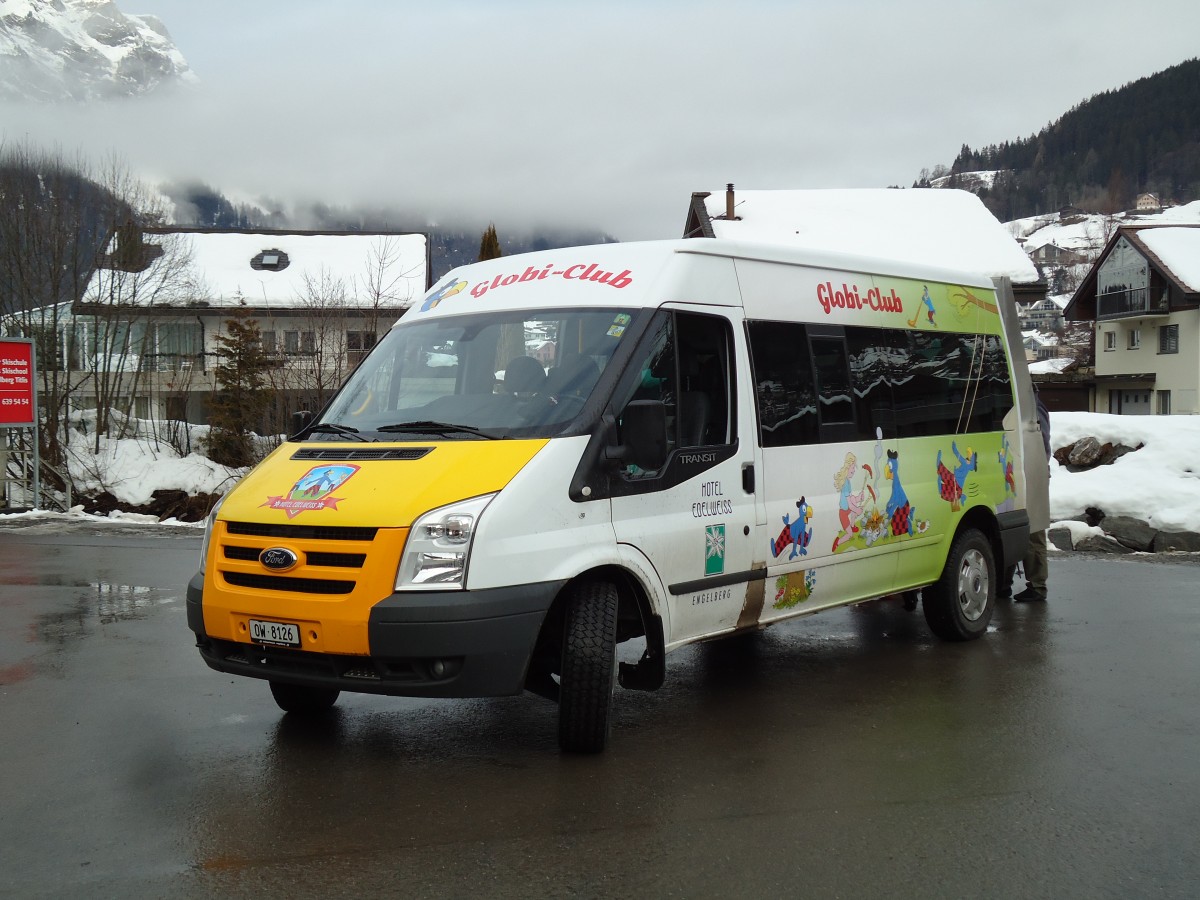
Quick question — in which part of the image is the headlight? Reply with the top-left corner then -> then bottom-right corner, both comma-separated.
198,494 -> 227,575
395,494 -> 494,591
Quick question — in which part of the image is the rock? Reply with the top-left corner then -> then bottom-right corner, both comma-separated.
1067,436 -> 1103,467
1083,507 -> 1106,527
1047,526 -> 1073,551
1055,438 -> 1142,471
1101,516 -> 1158,552
1152,531 -> 1200,553
1075,533 -> 1135,554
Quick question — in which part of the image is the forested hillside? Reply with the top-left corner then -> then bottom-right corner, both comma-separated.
918,57 -> 1200,220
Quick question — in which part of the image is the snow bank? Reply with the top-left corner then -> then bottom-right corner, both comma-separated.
1049,412 -> 1200,533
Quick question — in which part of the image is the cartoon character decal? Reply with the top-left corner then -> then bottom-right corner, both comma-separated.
936,441 -> 977,512
885,449 -> 916,537
419,279 -> 466,312
999,435 -> 1016,496
262,464 -> 361,519
832,453 -> 866,551
771,496 -> 813,560
773,570 -> 817,609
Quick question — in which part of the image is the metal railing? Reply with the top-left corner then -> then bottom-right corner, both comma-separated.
1097,287 -> 1169,319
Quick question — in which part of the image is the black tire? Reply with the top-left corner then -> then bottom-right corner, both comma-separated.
269,681 -> 340,714
558,581 -> 619,753
923,528 -> 995,642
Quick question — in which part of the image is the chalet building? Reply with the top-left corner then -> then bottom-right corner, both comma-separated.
1022,330 -> 1059,361
1018,295 -> 1068,332
61,227 -> 429,427
1065,223 -> 1200,414
1136,193 -> 1162,212
1027,241 -> 1088,267
684,186 -> 1046,307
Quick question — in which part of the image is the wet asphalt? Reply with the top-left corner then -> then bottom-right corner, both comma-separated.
1,521 -> 1198,899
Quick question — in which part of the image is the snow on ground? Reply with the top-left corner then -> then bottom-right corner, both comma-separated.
1048,412 -> 1200,536
4,413 -> 1199,545
1008,200 -> 1200,254
63,427 -> 245,507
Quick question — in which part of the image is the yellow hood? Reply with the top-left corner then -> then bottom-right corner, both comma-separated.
220,439 -> 549,527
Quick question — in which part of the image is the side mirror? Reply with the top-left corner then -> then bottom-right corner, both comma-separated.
291,409 -> 313,438
617,400 -> 668,472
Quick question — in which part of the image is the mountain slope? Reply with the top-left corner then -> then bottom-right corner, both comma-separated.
0,0 -> 195,101
920,58 -> 1200,220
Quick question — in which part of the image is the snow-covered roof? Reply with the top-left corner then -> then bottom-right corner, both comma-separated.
693,188 -> 1040,284
1137,227 -> 1200,292
1029,357 -> 1074,375
86,229 -> 428,310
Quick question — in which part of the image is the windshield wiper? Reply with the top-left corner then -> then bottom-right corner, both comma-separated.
375,420 -> 501,440
306,422 -> 370,442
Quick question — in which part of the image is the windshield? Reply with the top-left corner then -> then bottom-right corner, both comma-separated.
313,307 -> 638,439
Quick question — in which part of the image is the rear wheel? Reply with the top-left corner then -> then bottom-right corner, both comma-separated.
923,528 -> 995,641
269,681 -> 340,714
558,581 -> 619,753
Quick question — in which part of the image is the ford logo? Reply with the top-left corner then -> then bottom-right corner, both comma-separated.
260,547 -> 299,572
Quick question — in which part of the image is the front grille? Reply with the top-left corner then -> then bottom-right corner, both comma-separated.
221,546 -> 364,569
292,447 -> 433,461
225,521 -> 378,542
222,571 -> 355,595
305,551 -> 366,568
224,546 -> 261,562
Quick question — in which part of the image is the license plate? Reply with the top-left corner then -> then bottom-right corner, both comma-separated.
249,619 -> 301,647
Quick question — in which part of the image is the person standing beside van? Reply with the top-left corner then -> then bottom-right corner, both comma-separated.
1014,390 -> 1052,602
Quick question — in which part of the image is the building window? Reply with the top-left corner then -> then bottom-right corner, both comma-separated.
284,331 -> 299,353
251,249 -> 290,271
1103,331 -> 1116,351
1157,390 -> 1171,415
1159,324 -> 1179,354
261,331 -> 277,353
347,330 -> 377,365
1127,328 -> 1140,350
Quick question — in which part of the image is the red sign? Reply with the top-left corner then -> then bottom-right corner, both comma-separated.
0,339 -> 36,427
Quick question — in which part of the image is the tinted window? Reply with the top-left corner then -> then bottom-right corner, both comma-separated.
747,320 -> 818,447
749,320 -> 1012,446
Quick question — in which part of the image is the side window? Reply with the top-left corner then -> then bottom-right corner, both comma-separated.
616,311 -> 734,475
846,326 -> 901,440
747,320 -> 817,447
809,335 -> 854,429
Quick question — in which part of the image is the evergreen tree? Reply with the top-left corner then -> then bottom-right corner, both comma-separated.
205,309 -> 274,467
478,223 -> 501,261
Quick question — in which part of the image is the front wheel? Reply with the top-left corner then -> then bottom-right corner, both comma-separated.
269,681 -> 340,714
558,581 -> 619,753
923,528 -> 995,641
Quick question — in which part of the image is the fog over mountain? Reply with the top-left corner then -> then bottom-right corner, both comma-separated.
4,1 -> 1200,244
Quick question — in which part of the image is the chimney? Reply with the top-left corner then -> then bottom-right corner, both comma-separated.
725,183 -> 735,220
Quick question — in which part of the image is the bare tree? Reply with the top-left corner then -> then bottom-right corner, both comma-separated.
74,159 -> 197,450
0,140 -> 202,486
356,235 -> 422,339
0,140 -> 115,469
266,239 -> 419,429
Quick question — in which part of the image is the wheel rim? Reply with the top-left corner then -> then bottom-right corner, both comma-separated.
957,548 -> 989,621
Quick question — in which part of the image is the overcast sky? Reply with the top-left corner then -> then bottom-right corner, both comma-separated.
4,0 -> 1199,240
